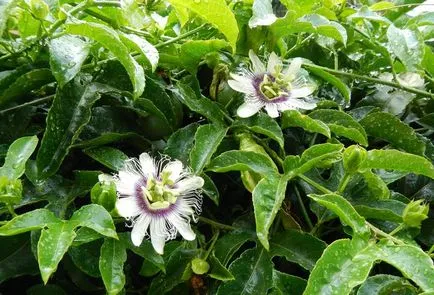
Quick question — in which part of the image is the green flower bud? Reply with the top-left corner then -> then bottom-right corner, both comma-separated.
343,145 -> 367,174
402,200 -> 429,228
91,175 -> 117,212
29,0 -> 49,19
191,258 -> 210,275
0,176 -> 23,205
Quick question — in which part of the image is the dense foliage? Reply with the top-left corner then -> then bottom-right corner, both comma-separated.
0,0 -> 434,294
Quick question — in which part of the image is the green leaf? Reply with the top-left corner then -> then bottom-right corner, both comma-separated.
309,109 -> 368,146
69,240 -> 102,278
282,110 -> 330,138
0,135 -> 38,180
177,82 -> 226,126
309,194 -> 370,239
304,239 -> 375,295
296,14 -> 347,45
190,124 -> 227,174
217,246 -> 273,295
133,98 -> 172,133
72,227 -> 103,247
248,0 -> 277,28
360,111 -> 425,155
272,270 -> 307,295
270,230 -> 327,271
0,69 -> 54,107
0,209 -> 60,236
253,175 -> 287,250
214,231 -> 254,266
347,6 -> 392,24
164,123 -> 199,164
357,274 -> 418,295
166,0 -> 238,50
36,78 -> 110,180
234,112 -> 285,148
201,173 -> 220,205
361,149 -> 434,179
49,35 -> 90,87
65,21 -> 145,98
37,221 -> 77,284
208,253 -> 234,281
84,146 -> 128,171
373,242 -> 434,292
354,199 -> 404,223
208,150 -> 279,175
387,24 -> 424,71
304,65 -> 351,105
69,204 -> 117,239
119,33 -> 159,72
99,238 -> 127,295
180,39 -> 229,73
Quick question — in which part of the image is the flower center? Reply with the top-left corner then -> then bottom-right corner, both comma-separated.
141,170 -> 179,210
259,73 -> 291,100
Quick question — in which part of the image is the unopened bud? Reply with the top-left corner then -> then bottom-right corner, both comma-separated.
191,258 -> 210,275
0,176 -> 22,205
343,145 -> 367,174
403,200 -> 429,228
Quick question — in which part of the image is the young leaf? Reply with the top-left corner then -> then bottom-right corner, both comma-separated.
99,238 -> 127,295
296,14 -> 347,45
357,274 -> 418,295
0,135 -> 38,180
233,112 -> 285,149
49,35 -> 90,87
217,246 -> 273,295
282,110 -> 331,138
253,175 -> 287,250
360,111 -> 425,155
65,21 -> 145,98
190,124 -> 228,174
304,239 -> 375,295
248,0 -> 277,28
0,209 -> 60,236
309,194 -> 370,239
36,79 -> 111,180
208,254 -> 234,281
270,230 -> 326,271
84,146 -> 129,171
119,33 -> 159,72
69,204 -> 117,239
309,109 -> 368,146
37,222 -> 77,284
166,0 -> 238,50
208,150 -> 279,175
361,149 -> 434,179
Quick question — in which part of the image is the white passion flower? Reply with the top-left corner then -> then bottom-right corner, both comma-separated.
228,50 -> 317,118
113,153 -> 204,254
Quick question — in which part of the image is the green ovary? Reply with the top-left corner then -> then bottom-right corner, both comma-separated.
142,173 -> 179,210
259,74 -> 290,100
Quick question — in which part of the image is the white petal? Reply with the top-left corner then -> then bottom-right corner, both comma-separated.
290,85 -> 316,98
116,171 -> 140,195
175,176 -> 204,193
150,220 -> 166,254
139,153 -> 156,177
131,214 -> 151,246
116,197 -> 142,218
267,52 -> 281,74
228,74 -> 255,94
168,215 -> 196,241
283,98 -> 317,110
237,102 -> 263,118
249,50 -> 265,73
265,104 -> 279,118
284,58 -> 303,78
163,160 -> 183,183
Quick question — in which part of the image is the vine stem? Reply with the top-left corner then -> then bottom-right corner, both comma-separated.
154,24 -> 207,49
203,230 -> 220,260
0,95 -> 55,114
367,222 -> 405,245
303,63 -> 434,99
199,216 -> 237,231
297,174 -> 333,194
336,172 -> 351,194
294,185 -> 313,230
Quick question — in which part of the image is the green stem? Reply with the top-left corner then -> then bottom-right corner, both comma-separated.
199,216 -> 236,231
428,244 -> 434,255
203,230 -> 220,260
0,95 -> 55,114
294,185 -> 313,230
298,174 -> 333,194
374,3 -> 434,11
388,223 -> 405,236
367,222 -> 405,245
6,205 -> 17,217
154,24 -> 206,49
250,134 -> 284,169
91,0 -> 121,7
303,63 -> 434,98
336,172 -> 351,194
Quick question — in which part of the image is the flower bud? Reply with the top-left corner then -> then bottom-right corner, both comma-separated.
403,200 -> 429,228
0,176 -> 23,205
343,145 -> 367,174
29,0 -> 49,19
191,258 -> 210,275
91,175 -> 117,212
